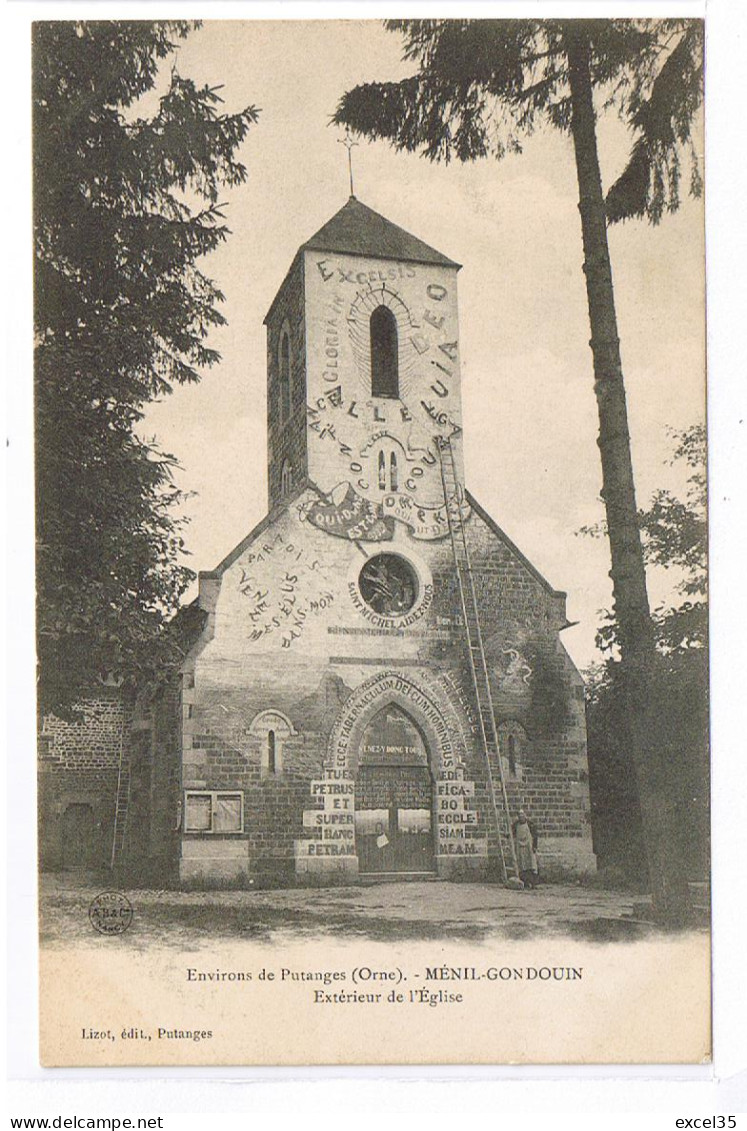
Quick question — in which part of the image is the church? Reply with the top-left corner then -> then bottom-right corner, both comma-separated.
39,195 -> 594,886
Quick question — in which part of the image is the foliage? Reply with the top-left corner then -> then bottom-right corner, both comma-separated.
583,425 -> 707,657
333,19 -> 703,224
638,425 -> 706,590
585,644 -> 709,881
584,427 -> 709,878
34,21 -> 259,715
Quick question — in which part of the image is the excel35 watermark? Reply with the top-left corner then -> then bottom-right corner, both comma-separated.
675,1120 -> 738,1128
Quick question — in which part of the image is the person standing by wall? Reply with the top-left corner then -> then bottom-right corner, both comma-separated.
513,809 -> 539,889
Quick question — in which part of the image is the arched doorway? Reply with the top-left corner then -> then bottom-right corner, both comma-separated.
61,803 -> 96,868
355,704 -> 435,875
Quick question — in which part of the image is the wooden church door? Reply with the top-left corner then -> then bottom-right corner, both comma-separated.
355,705 -> 435,876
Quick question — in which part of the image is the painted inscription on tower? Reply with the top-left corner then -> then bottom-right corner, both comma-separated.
304,241 -> 466,535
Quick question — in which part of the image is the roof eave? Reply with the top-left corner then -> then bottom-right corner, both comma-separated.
263,250 -> 305,326
301,242 -> 461,271
201,477 -> 316,579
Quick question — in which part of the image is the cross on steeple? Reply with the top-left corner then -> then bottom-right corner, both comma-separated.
337,127 -> 359,198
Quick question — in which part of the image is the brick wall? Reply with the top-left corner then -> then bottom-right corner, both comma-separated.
38,689 -> 180,880
38,692 -> 126,870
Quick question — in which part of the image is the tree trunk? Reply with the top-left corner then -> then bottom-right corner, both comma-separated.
565,27 -> 692,927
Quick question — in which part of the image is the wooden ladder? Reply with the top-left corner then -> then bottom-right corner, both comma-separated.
437,435 -> 520,885
110,736 -> 131,869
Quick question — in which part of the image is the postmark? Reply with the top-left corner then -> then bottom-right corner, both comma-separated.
88,891 -> 134,936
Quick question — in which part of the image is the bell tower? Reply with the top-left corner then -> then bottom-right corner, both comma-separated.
264,196 -> 463,514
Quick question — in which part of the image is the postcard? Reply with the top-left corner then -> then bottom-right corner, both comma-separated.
33,16 -> 709,1067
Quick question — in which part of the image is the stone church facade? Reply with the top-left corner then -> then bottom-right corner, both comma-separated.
177,197 -> 593,885
39,196 -> 594,886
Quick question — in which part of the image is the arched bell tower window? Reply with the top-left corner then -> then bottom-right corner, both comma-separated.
376,448 -> 399,493
370,305 -> 399,399
278,326 -> 291,422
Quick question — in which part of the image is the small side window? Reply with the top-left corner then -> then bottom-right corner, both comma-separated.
248,710 -> 297,778
279,327 -> 292,422
281,460 -> 293,498
498,721 -> 527,780
508,734 -> 517,777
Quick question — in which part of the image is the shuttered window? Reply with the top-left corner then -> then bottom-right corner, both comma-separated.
184,791 -> 243,833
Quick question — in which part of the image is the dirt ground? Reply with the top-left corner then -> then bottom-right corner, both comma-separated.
38,871 -> 664,950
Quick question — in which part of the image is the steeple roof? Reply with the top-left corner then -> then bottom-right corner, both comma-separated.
264,196 -> 461,324
301,196 -> 460,269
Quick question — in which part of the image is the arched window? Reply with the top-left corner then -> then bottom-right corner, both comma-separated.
498,720 -> 527,780
370,305 -> 399,398
278,327 -> 291,422
507,734 -> 517,777
249,710 -> 297,779
374,443 -> 402,494
281,459 -> 293,498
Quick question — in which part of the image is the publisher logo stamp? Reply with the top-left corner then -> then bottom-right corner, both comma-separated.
89,891 -> 133,936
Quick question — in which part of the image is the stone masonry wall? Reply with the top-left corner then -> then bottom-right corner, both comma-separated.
267,258 -> 307,510
38,692 -> 126,870
464,505 -> 591,859
38,689 -> 180,880
179,492 -> 594,885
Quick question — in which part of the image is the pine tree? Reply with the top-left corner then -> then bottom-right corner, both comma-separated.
34,21 -> 259,715
334,19 -> 704,925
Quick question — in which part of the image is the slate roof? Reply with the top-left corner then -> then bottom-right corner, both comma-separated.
301,196 -> 460,269
265,196 -> 461,323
